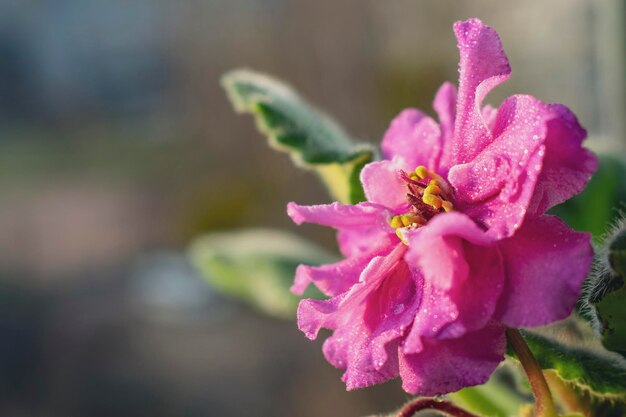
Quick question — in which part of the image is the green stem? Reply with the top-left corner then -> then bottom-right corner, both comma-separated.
396,398 -> 481,417
506,328 -> 558,417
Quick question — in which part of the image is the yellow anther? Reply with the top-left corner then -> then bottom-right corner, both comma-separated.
442,200 -> 454,212
408,172 -> 419,181
431,174 -> 452,196
389,215 -> 403,229
424,183 -> 442,196
415,166 -> 429,179
400,214 -> 425,227
423,194 -> 443,209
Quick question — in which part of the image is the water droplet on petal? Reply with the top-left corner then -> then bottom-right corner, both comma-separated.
393,303 -> 405,315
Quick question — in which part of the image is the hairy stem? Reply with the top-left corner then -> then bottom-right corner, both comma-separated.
396,398 -> 481,417
506,328 -> 558,417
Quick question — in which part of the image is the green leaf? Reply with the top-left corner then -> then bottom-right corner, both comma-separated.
507,328 -> 626,400
188,229 -> 336,318
550,155 -> 626,238
222,69 -> 375,204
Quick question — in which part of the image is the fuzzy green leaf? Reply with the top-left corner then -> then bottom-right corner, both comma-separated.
222,69 -> 375,204
507,328 -> 626,400
188,229 -> 335,318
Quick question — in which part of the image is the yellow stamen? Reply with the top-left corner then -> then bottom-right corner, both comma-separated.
423,194 -> 443,209
403,214 -> 426,227
393,165 -> 456,243
389,215 -> 403,229
430,174 -> 452,196
424,183 -> 442,196
415,166 -> 429,179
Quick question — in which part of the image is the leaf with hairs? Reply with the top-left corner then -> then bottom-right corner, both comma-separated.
222,69 -> 375,204
507,328 -> 626,400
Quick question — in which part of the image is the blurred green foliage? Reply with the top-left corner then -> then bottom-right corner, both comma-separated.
189,229 -> 334,318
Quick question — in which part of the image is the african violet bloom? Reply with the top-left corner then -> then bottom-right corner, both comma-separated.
287,18 -> 597,395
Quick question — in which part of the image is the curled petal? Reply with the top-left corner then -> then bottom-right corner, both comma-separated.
495,215 -> 593,327
325,335 -> 401,390
452,18 -> 511,164
381,109 -> 443,170
337,227 -> 397,258
482,105 -> 498,131
361,159 -> 411,211
403,213 -> 504,352
434,82 -> 457,144
448,95 -> 549,239
526,104 -> 598,216
433,82 -> 457,174
297,244 -> 421,390
399,323 -> 506,396
292,250 -> 387,296
287,201 -> 389,229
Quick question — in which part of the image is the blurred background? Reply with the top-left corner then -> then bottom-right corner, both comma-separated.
0,1 -> 624,416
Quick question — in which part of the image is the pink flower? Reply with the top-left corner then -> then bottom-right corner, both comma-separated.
287,18 -> 597,395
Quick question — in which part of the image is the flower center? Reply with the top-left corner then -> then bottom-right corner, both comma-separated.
388,165 -> 454,243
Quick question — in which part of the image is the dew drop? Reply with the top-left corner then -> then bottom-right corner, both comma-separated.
393,303 -> 405,315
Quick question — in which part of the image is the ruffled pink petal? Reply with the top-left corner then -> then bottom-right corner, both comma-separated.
297,245 -> 408,340
289,201 -> 397,260
434,82 -> 457,143
402,213 -> 504,352
297,244 -> 421,390
448,95 -> 549,239
526,104 -> 598,216
360,159 -> 411,211
381,108 -> 442,170
482,105 -> 498,131
292,249 -> 388,296
495,215 -> 593,327
433,82 -> 457,174
399,323 -> 506,396
287,201 -> 389,230
324,335 -> 401,389
452,18 -> 511,164
332,260 -> 420,390
337,227 -> 397,258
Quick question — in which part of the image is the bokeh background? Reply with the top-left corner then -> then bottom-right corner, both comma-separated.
0,1 -> 624,416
